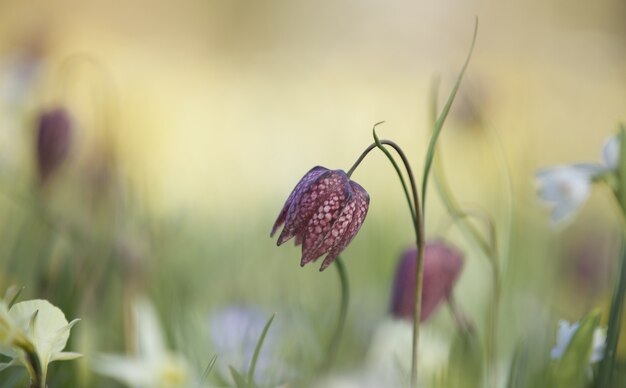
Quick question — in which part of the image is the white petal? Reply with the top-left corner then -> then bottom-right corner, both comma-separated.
93,355 -> 153,387
602,135 -> 621,170
551,320 -> 578,360
8,299 -> 76,369
133,299 -> 167,359
50,351 -> 83,362
536,167 -> 592,224
590,327 -> 607,363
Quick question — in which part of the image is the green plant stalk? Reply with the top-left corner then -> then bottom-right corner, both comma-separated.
347,136 -> 422,387
371,132 -> 424,388
247,313 -> 275,385
324,256 -> 349,370
348,125 -> 417,226
597,125 -> 626,387
23,346 -> 44,388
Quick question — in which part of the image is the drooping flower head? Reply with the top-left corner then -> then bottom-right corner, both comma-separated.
36,107 -> 72,183
271,166 -> 370,271
390,241 -> 464,321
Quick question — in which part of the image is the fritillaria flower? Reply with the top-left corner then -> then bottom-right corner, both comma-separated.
271,166 -> 370,271
36,107 -> 72,183
536,135 -> 620,224
390,241 -> 464,321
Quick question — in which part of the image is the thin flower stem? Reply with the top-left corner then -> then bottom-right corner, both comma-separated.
26,349 -> 45,388
597,125 -> 626,387
370,133 -> 424,388
324,256 -> 349,370
596,236 -> 626,388
347,138 -> 417,226
348,132 -> 424,387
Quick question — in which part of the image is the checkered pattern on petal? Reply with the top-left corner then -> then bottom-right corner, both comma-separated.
319,181 -> 369,271
272,166 -> 328,242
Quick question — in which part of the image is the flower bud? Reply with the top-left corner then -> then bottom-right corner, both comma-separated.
390,240 -> 464,321
36,107 -> 72,183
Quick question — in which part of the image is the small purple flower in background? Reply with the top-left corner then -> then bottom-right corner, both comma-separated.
36,107 -> 72,183
390,240 -> 464,322
271,166 -> 370,271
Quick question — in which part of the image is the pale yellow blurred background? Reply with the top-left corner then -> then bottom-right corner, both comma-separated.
0,1 -> 625,386
1,0 -> 623,219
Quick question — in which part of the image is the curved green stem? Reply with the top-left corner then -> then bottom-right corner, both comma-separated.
371,134 -> 424,388
324,256 -> 349,370
348,132 -> 417,225
348,132 -> 424,387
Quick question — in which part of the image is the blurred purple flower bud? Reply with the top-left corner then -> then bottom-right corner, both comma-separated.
36,107 -> 72,183
390,240 -> 464,322
271,166 -> 370,271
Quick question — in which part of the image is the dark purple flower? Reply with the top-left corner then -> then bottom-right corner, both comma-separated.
390,240 -> 464,321
271,166 -> 369,271
36,107 -> 72,182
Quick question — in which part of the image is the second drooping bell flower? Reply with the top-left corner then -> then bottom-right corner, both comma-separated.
390,241 -> 464,321
271,166 -> 370,271
36,107 -> 72,183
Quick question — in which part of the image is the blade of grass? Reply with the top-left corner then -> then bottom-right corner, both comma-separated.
199,354 -> 218,387
4,286 -> 25,308
421,17 -> 478,219
247,312 -> 276,385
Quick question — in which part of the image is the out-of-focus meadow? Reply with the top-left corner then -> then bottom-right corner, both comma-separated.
0,0 -> 625,387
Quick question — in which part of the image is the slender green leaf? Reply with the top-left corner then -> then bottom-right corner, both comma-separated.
230,366 -> 249,388
199,354 -> 217,387
247,312 -> 276,385
421,17 -> 478,218
4,286 -> 24,308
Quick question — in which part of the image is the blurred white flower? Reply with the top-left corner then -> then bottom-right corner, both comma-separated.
602,135 -> 620,170
536,134 -> 621,224
209,306 -> 288,386
316,319 -> 449,388
94,299 -> 193,388
0,299 -> 81,383
536,165 -> 598,224
551,320 -> 606,363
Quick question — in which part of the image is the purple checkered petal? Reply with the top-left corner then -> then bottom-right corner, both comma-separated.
271,166 -> 328,239
277,169 -> 348,246
319,181 -> 369,271
301,196 -> 357,267
300,170 -> 352,265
